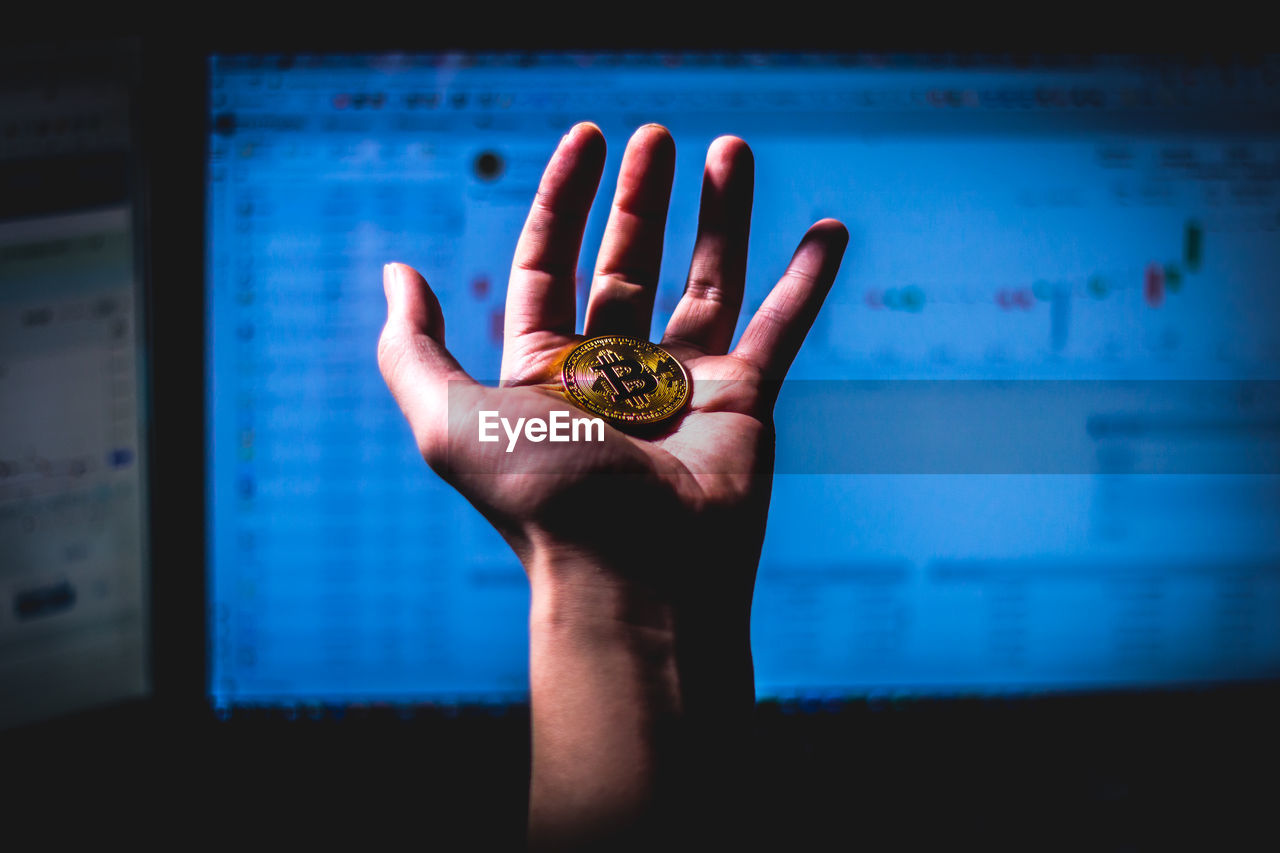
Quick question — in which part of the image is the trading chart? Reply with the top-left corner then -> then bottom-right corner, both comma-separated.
207,54 -> 1280,707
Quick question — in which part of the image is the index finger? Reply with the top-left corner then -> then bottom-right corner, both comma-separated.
505,122 -> 606,344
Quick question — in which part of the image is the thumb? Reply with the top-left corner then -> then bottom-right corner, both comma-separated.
377,262 -> 477,468
383,259 -> 446,343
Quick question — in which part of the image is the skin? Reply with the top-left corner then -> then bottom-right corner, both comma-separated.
377,121 -> 847,848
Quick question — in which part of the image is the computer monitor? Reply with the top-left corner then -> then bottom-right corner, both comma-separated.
0,41 -> 151,729
205,51 -> 1280,712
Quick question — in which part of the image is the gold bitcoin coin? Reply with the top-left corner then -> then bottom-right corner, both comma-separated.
561,335 -> 689,429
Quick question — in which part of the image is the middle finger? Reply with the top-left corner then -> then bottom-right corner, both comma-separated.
582,124 -> 676,340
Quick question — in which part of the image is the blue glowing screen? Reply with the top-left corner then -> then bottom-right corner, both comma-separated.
207,53 -> 1280,708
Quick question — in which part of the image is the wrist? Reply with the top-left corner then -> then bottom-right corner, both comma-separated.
524,539 -> 756,714
525,540 -> 679,632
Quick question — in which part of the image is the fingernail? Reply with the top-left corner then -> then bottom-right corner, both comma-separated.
383,262 -> 403,312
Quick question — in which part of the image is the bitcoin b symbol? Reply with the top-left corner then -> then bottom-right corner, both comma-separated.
590,350 -> 657,407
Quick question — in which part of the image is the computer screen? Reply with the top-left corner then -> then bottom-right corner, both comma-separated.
0,42 -> 150,729
206,52 -> 1280,710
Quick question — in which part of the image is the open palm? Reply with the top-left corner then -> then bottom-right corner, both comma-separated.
378,122 -> 847,593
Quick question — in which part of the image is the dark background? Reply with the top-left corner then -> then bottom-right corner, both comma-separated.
4,16 -> 1279,848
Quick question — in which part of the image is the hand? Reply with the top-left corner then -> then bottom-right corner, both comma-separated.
378,122 -> 846,604
377,121 -> 847,846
